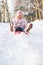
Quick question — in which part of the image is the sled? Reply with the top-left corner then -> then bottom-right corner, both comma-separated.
14,31 -> 29,35
14,31 -> 25,34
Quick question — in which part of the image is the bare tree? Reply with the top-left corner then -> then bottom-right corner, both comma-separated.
14,0 -> 23,11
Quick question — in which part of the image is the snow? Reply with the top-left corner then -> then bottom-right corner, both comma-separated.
0,20 -> 43,65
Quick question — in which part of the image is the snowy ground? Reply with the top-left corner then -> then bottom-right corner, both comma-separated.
0,20 -> 43,65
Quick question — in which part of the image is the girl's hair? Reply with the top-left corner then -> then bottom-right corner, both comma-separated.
15,10 -> 24,18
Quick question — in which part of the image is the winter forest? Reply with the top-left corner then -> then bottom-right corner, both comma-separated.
0,0 -> 43,22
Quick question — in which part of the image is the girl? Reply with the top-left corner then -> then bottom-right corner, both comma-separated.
10,10 -> 33,34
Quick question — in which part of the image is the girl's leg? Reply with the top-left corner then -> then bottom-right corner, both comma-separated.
10,22 -> 14,32
24,23 -> 33,33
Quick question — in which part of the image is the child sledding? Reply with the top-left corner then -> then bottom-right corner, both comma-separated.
10,10 -> 33,34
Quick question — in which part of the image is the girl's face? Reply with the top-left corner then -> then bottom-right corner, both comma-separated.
17,10 -> 23,19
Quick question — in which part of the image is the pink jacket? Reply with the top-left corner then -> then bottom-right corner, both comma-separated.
12,18 -> 28,28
